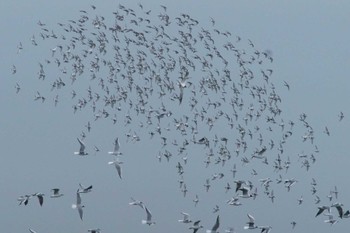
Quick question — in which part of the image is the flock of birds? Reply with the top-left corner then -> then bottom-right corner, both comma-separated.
10,3 -> 348,233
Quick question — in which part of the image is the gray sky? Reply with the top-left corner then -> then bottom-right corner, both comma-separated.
1,1 -> 350,232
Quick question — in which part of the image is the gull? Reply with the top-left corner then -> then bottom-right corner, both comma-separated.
108,159 -> 123,179
297,196 -> 303,205
231,164 -> 237,178
18,195 -> 31,205
88,229 -> 101,233
193,194 -> 199,207
29,229 -> 37,233
17,42 -> 23,54
12,65 -> 17,74
206,215 -> 220,233
204,179 -> 211,192
225,182 -> 231,193
72,190 -> 84,220
178,212 -> 192,223
15,82 -> 21,93
189,220 -> 203,233
324,126 -> 330,136
284,178 -> 297,192
291,221 -> 296,229
324,213 -> 338,225
244,214 -> 257,229
78,183 -> 93,193
331,186 -> 338,199
108,137 -> 121,155
142,207 -> 156,225
314,195 -> 321,204
50,188 -> 63,198
268,190 -> 275,203
227,196 -> 241,206
213,205 -> 220,213
32,192 -> 44,206
178,79 -> 187,105
338,112 -> 344,121
74,138 -> 88,155
129,197 -> 145,209
283,81 -> 290,90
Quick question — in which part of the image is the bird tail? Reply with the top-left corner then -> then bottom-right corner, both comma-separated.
72,204 -> 77,209
141,220 -> 147,224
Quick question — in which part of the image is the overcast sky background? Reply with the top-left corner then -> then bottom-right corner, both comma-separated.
1,1 -> 350,232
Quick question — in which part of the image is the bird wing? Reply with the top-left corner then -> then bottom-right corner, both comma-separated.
78,138 -> 85,153
115,163 -> 122,179
145,207 -> 152,221
78,206 -> 83,220
52,188 -> 59,194
76,191 -> 82,205
193,220 -> 201,226
38,195 -> 44,206
182,212 -> 190,220
212,215 -> 220,231
114,137 -> 120,152
315,207 -> 325,217
336,206 -> 343,218
247,214 -> 255,223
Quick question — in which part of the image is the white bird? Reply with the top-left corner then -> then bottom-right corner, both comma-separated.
244,214 -> 257,229
108,137 -> 121,155
142,207 -> 155,225
72,190 -> 84,220
178,212 -> 192,223
74,138 -> 88,155
206,215 -> 220,233
50,188 -> 63,198
108,159 -> 123,179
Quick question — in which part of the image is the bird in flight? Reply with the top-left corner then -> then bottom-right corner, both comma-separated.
50,188 -> 63,198
108,159 -> 123,179
72,190 -> 84,220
